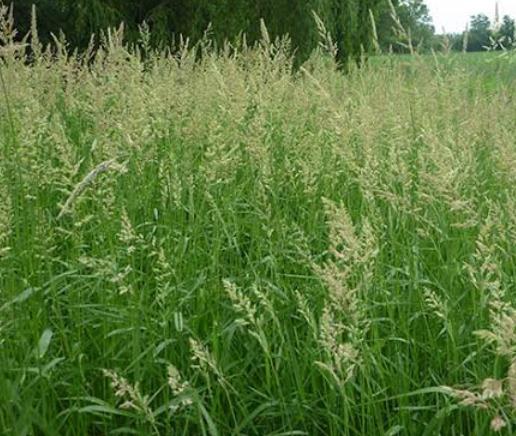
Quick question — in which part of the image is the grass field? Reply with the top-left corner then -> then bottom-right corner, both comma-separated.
1,20 -> 516,435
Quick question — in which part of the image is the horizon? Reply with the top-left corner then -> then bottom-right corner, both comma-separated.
426,0 -> 516,34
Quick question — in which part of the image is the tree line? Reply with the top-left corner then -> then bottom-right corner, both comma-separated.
6,0 -> 515,63
9,0 -> 383,65
375,1 -> 516,53
443,14 -> 516,52
7,0 -> 436,63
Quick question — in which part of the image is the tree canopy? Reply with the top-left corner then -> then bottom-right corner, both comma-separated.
9,0 -> 387,66
498,15 -> 515,46
10,1 -> 514,59
468,14 -> 492,52
374,0 -> 435,52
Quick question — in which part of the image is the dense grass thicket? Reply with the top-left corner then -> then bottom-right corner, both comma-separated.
1,13 -> 516,436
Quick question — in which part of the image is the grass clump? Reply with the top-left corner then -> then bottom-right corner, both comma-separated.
1,9 -> 516,436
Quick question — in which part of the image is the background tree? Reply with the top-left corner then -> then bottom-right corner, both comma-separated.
467,14 -> 492,51
374,0 -> 435,52
497,15 -> 515,45
10,0 -> 383,67
399,0 -> 434,50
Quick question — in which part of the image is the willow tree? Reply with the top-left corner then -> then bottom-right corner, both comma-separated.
12,0 -> 383,66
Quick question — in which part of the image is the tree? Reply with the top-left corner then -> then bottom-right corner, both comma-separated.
10,0 -> 384,68
401,0 -> 434,50
497,15 -> 515,45
467,14 -> 491,51
374,0 -> 435,52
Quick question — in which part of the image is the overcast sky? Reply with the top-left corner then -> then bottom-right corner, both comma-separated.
425,0 -> 516,33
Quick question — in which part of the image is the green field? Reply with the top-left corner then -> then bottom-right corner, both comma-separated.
1,28 -> 516,435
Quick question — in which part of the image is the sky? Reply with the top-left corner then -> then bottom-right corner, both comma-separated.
425,0 -> 516,33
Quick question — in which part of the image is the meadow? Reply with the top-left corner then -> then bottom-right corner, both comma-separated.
1,14 -> 516,436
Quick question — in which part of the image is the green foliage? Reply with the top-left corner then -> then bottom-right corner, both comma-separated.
497,15 -> 515,46
468,14 -> 492,52
431,13 -> 516,54
10,0 -> 384,66
374,0 -> 435,52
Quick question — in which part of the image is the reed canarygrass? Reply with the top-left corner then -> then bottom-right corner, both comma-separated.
0,7 -> 516,435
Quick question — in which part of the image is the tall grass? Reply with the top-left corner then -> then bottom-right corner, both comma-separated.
1,7 -> 515,435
